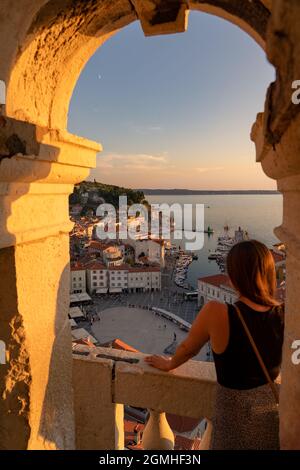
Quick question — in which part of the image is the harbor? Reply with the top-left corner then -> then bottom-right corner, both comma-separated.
207,227 -> 249,273
165,224 -> 254,290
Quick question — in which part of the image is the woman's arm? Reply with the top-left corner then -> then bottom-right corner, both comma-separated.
144,302 -> 213,371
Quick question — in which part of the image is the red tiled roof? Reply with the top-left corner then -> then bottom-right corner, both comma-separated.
70,262 -> 86,271
77,255 -> 97,265
101,338 -> 139,353
198,273 -> 231,288
88,241 -> 106,250
175,435 -> 201,450
125,420 -> 145,450
86,262 -> 106,270
108,264 -> 130,271
129,266 -> 160,272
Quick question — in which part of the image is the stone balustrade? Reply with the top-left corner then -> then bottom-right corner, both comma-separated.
72,346 -> 216,450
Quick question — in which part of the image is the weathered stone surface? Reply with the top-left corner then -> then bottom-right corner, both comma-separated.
0,0 -> 268,130
264,0 -> 300,145
72,346 -> 216,449
191,0 -> 270,45
73,352 -> 124,450
0,247 -> 31,450
132,0 -> 189,36
0,110 -> 100,450
0,0 -> 300,451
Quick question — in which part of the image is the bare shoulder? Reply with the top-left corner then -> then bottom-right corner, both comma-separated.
202,300 -> 227,314
200,301 -> 228,325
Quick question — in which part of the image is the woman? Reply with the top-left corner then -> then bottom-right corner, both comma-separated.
145,240 -> 284,449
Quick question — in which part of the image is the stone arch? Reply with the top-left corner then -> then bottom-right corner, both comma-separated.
3,0 -> 300,451
1,0 -> 271,132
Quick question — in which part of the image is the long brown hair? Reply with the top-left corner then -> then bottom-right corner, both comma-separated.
226,240 -> 279,307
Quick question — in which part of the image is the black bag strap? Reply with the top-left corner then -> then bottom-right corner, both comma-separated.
233,303 -> 279,405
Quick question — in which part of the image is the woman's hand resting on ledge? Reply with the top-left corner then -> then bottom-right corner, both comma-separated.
144,302 -> 213,371
144,355 -> 173,371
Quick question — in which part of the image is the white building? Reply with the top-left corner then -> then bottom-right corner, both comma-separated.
70,262 -> 86,294
108,265 -> 129,293
198,274 -> 238,307
127,238 -> 165,267
71,258 -> 161,296
128,266 -> 161,292
86,262 -> 108,295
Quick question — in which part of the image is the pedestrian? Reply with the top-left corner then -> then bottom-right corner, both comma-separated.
173,332 -> 177,341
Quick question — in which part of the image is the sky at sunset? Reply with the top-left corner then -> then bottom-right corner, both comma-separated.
68,12 -> 276,190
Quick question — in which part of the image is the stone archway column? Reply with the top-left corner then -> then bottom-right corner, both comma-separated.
252,112 -> 300,450
274,174 -> 300,450
0,114 -> 100,449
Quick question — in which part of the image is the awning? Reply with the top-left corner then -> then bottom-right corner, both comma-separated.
96,287 -> 108,294
69,306 -> 85,319
69,318 -> 77,327
70,292 -> 92,303
109,287 -> 123,293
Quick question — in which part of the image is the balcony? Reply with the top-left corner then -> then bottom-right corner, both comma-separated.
72,346 -> 216,450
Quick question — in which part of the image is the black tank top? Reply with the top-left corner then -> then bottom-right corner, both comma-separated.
212,301 -> 284,390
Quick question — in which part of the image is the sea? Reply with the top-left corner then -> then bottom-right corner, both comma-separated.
145,194 -> 283,290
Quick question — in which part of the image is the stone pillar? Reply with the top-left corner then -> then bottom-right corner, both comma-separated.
73,354 -> 124,450
252,112 -> 300,449
0,115 -> 100,449
199,419 -> 213,450
274,175 -> 300,450
142,410 -> 175,450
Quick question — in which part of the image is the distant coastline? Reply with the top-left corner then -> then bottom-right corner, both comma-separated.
140,189 -> 280,196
